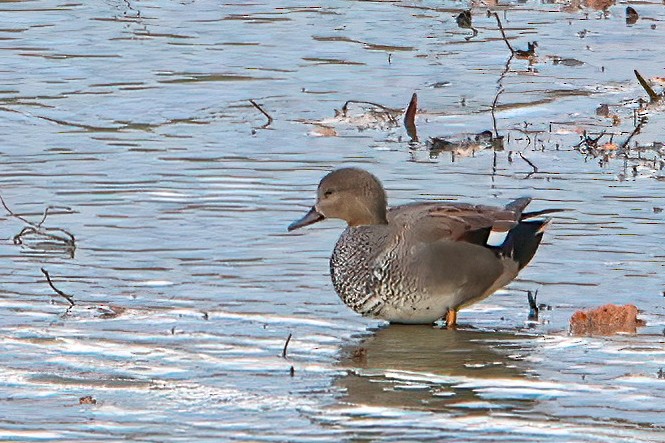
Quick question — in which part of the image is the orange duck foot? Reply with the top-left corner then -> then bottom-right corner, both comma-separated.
445,309 -> 458,329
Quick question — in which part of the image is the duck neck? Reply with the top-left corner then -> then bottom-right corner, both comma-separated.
348,207 -> 388,227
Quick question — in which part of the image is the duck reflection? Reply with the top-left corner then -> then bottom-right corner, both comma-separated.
336,326 -> 536,412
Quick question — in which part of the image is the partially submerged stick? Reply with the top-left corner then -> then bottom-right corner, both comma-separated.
491,86 -> 505,139
634,70 -> 661,103
0,193 -> 76,255
488,11 -> 514,54
41,268 -> 75,307
281,333 -> 292,359
403,93 -> 418,142
249,99 -> 273,128
36,206 -> 72,228
519,152 -> 539,177
620,116 -> 647,152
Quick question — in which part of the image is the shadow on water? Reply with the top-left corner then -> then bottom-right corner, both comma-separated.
336,326 -> 532,412
322,326 -> 665,441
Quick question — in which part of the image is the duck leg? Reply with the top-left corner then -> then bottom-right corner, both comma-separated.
445,309 -> 458,329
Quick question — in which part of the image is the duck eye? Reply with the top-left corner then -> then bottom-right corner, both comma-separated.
323,189 -> 334,198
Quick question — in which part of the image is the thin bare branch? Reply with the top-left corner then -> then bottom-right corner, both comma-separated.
488,11 -> 514,54
249,99 -> 273,128
519,151 -> 538,176
1,193 -> 76,256
281,333 -> 292,359
491,86 -> 505,139
41,268 -> 75,307
620,116 -> 647,153
37,205 -> 73,228
0,194 -> 35,226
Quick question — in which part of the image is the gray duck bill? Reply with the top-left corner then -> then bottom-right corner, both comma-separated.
288,206 -> 325,231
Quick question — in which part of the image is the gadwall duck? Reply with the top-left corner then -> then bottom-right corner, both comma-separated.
288,168 -> 557,326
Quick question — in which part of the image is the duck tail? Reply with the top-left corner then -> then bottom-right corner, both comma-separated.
500,218 -> 551,270
506,197 -> 567,220
504,197 -> 532,215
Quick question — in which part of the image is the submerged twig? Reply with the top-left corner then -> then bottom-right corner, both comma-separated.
13,226 -> 76,247
0,193 -> 76,256
249,99 -> 273,128
403,93 -> 418,142
41,268 -> 75,307
575,131 -> 607,158
620,116 -> 647,152
281,333 -> 292,359
519,151 -> 538,177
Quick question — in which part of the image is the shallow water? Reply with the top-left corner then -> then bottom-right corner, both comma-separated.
0,0 -> 664,441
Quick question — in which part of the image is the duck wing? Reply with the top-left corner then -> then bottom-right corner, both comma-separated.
387,198 -> 534,246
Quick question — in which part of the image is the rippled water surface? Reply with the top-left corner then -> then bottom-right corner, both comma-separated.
1,0 -> 665,441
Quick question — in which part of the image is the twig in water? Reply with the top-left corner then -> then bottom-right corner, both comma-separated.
491,86 -> 505,139
0,194 -> 33,226
281,333 -> 292,359
490,41 -> 514,141
41,268 -> 75,307
491,150 -> 498,183
249,99 -> 273,128
37,206 -> 72,228
0,193 -> 76,256
488,11 -> 514,54
620,116 -> 647,153
519,151 -> 538,177
403,93 -> 418,142
634,70 -> 661,103
574,132 -> 607,161
13,226 -> 76,246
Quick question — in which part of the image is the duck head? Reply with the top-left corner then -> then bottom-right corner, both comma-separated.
288,168 -> 389,231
